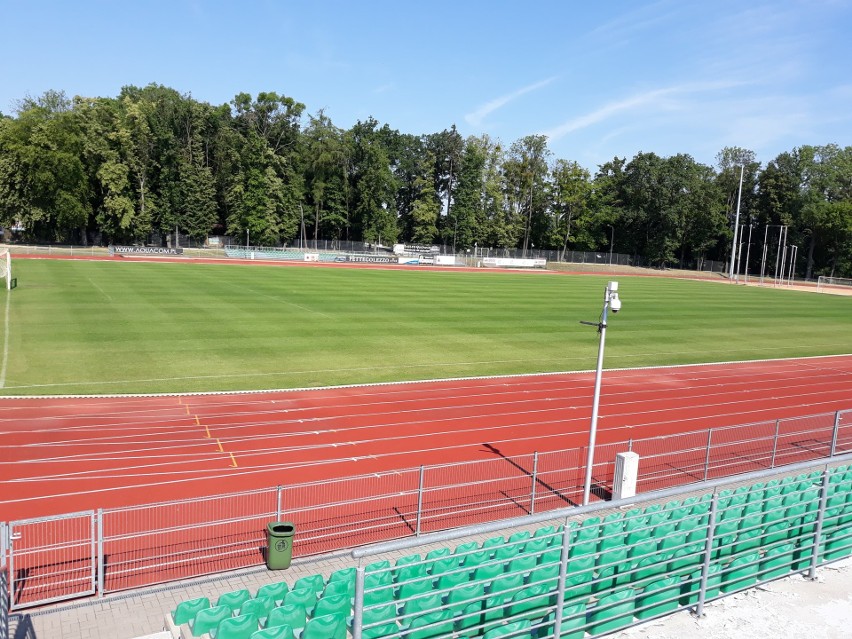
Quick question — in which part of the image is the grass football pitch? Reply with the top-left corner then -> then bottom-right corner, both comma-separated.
2,258 -> 851,395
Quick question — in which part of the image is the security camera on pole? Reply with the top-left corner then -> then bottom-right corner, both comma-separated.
579,281 -> 621,506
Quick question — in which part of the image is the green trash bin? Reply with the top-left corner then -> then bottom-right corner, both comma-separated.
266,522 -> 296,570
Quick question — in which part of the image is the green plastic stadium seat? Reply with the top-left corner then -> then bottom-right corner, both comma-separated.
211,614 -> 258,639
264,603 -> 306,633
362,603 -> 399,639
507,553 -> 538,576
401,592 -> 443,620
328,567 -> 356,584
563,558 -> 594,601
172,597 -> 210,625
363,584 -> 395,607
405,609 -> 454,639
396,562 -> 427,584
366,560 -> 392,573
397,578 -> 433,602
568,539 -> 597,558
239,597 -> 274,623
538,548 -> 562,565
628,539 -> 658,565
455,600 -> 485,633
396,553 -> 421,567
656,529 -> 686,553
759,543 -> 796,580
493,543 -> 521,561
313,593 -> 350,618
489,572 -> 524,597
508,582 -> 555,622
527,563 -> 559,590
534,525 -> 556,538
455,541 -> 480,555
595,546 -> 629,591
428,555 -> 459,577
722,552 -> 761,592
425,547 -> 451,560
322,579 -> 352,599
301,613 -> 347,639
587,587 -> 636,635
365,570 -> 393,590
256,581 -> 289,604
543,600 -> 588,639
249,625 -> 295,639
667,544 -> 703,575
447,582 -> 486,620
292,574 -> 324,594
473,561 -> 505,583
463,549 -> 492,567
823,528 -> 852,562
508,530 -> 531,544
216,589 -> 252,614
189,606 -> 231,637
573,518 -> 600,542
283,587 -> 317,616
483,618 -> 532,638
521,537 -> 550,556
363,621 -> 399,639
679,563 -> 721,606
635,576 -> 680,619
437,568 -> 470,591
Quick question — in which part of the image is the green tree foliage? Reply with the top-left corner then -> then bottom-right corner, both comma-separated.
1,85 -> 850,277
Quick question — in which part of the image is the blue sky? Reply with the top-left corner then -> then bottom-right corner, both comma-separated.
2,0 -> 851,171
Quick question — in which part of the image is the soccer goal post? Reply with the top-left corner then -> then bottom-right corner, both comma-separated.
817,275 -> 852,293
0,249 -> 10,290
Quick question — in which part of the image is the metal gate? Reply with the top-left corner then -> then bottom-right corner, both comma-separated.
8,511 -> 96,610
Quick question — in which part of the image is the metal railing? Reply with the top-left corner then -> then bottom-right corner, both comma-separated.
350,452 -> 852,638
0,408 -> 848,609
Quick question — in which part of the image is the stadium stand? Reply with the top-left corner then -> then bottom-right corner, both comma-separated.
162,464 -> 852,639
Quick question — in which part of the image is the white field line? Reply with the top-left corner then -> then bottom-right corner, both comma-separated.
1,351 -> 852,397
0,292 -> 9,389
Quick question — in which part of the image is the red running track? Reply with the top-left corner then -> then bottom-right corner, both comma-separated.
1,355 -> 851,522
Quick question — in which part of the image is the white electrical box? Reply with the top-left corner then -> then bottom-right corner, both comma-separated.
613,452 -> 640,500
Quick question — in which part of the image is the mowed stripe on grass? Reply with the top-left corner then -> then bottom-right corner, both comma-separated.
2,258 -> 852,395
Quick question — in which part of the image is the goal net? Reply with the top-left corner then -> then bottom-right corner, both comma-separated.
816,276 -> 852,293
0,249 -> 9,290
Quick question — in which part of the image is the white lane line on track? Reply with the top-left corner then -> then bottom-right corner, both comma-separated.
2,352 -> 852,396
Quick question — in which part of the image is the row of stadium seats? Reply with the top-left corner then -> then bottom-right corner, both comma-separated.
164,465 -> 852,639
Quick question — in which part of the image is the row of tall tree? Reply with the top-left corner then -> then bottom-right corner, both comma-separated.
1,86 -> 850,277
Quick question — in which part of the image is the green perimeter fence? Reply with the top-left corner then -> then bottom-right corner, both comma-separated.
1,409 -> 849,614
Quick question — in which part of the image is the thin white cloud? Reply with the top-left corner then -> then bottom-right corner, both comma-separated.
541,80 -> 745,142
465,77 -> 558,127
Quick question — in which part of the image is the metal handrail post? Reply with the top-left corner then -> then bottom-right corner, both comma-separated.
830,412 -> 840,457
530,452 -> 539,515
807,468 -> 831,580
703,429 -> 713,481
552,516 -> 572,637
695,491 -> 719,618
416,466 -> 425,537
771,419 -> 780,468
352,566 -> 365,639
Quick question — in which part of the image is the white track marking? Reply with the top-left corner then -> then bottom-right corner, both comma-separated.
0,292 -> 9,389
1,350 -> 851,395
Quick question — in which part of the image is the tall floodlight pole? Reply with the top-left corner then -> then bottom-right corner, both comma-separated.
728,165 -> 745,282
743,221 -> 754,283
580,281 -> 622,506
